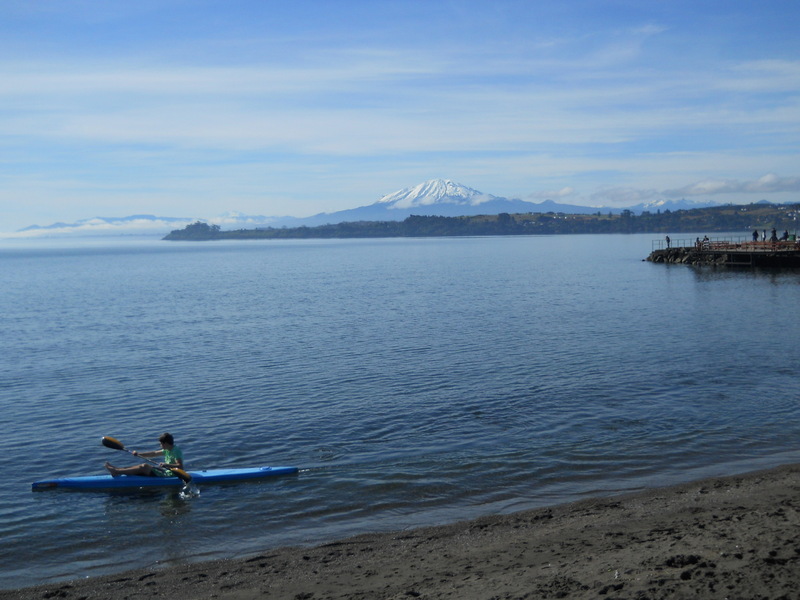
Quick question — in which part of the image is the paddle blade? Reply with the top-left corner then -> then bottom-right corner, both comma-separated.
172,468 -> 192,483
101,436 -> 125,451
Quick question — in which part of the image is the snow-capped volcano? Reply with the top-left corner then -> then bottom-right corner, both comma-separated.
377,179 -> 496,209
293,178 -> 589,224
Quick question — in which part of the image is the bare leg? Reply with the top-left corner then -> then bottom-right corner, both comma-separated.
105,462 -> 154,477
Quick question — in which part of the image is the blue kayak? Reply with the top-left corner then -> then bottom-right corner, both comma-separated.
32,466 -> 299,490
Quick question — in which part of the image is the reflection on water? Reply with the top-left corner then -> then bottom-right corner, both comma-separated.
689,265 -> 800,282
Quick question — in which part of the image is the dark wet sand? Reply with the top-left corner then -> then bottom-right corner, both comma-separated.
5,463 -> 800,599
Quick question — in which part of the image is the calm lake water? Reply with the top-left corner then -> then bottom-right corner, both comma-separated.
1,233 -> 799,589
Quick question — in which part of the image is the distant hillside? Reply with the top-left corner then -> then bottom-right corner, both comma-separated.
164,202 -> 800,241
15,178 -> 730,237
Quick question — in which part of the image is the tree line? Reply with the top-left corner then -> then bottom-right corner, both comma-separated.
163,202 -> 800,241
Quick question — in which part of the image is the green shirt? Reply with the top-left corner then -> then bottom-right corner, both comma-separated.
159,446 -> 184,477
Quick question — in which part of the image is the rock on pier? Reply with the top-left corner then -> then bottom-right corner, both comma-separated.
648,241 -> 800,267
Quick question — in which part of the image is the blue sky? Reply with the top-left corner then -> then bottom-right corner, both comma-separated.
1,0 -> 799,232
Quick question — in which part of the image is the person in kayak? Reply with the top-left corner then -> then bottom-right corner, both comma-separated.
105,432 -> 184,477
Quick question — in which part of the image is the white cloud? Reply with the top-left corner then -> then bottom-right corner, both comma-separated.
630,23 -> 668,37
0,54 -> 441,98
665,174 -> 800,197
2,217 -> 195,239
721,60 -> 800,93
1,39 -> 798,159
526,187 -> 577,201
589,187 -> 662,206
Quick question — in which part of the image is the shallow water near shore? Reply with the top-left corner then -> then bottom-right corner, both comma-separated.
1,233 -> 799,589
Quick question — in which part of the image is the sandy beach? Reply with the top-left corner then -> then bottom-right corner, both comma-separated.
5,463 -> 800,600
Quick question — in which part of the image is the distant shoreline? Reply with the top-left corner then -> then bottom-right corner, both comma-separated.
163,203 -> 800,241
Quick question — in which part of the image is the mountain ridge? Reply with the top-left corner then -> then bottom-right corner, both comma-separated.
11,178 -> 728,237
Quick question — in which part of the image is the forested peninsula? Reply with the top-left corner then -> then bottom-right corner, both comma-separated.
164,202 -> 800,241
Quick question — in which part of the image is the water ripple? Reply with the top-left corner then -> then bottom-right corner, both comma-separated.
2,236 -> 800,589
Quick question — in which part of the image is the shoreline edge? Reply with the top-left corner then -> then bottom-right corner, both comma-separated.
5,462 -> 800,599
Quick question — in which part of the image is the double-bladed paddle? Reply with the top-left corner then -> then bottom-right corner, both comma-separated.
101,436 -> 192,483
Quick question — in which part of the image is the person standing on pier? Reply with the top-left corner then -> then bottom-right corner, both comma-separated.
665,235 -> 670,248
752,229 -> 759,242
